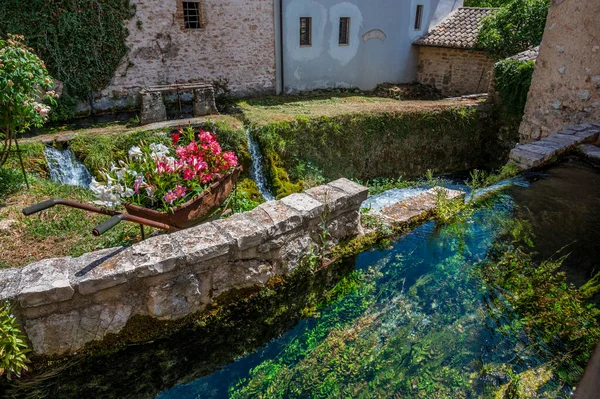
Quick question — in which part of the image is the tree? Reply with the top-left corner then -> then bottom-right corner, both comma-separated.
0,34 -> 55,168
475,0 -> 550,59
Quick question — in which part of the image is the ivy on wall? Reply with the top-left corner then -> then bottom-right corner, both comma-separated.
0,0 -> 134,116
494,59 -> 535,116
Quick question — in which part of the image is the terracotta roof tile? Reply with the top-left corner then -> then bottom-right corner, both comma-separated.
414,7 -> 497,50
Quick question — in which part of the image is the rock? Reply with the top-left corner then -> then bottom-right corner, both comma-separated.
280,193 -> 325,220
494,366 -> 553,399
213,213 -> 268,250
193,87 -> 218,116
248,201 -> 302,238
171,222 -> 232,266
140,91 -> 166,125
147,273 -> 205,319
18,258 -> 75,308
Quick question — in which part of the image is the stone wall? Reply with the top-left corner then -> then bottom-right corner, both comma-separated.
0,179 -> 367,356
519,0 -> 600,142
88,0 -> 277,113
416,46 -> 495,96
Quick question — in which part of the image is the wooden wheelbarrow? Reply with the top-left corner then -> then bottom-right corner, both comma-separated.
22,167 -> 241,237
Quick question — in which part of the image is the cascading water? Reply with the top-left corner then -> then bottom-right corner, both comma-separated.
246,129 -> 274,201
44,146 -> 92,188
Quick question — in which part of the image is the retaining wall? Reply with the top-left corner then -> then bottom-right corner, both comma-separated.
0,179 -> 367,356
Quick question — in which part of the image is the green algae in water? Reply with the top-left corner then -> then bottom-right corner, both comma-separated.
158,190 -> 600,398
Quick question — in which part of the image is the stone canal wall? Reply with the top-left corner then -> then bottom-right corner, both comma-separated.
0,179 -> 367,356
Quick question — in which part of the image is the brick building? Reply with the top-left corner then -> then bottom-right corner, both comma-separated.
414,8 -> 496,96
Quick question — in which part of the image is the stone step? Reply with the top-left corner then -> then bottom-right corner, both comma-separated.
508,123 -> 600,170
578,144 -> 600,161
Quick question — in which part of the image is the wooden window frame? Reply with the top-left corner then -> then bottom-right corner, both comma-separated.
339,17 -> 350,46
414,5 -> 424,30
300,17 -> 312,47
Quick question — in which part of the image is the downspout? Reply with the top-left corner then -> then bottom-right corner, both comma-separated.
279,0 -> 285,94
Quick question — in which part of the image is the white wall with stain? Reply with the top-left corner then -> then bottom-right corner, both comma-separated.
282,0 -> 463,92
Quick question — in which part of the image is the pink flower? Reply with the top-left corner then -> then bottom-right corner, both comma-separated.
133,176 -> 144,194
223,151 -> 238,168
155,161 -> 172,174
173,185 -> 187,198
186,141 -> 199,154
164,191 -> 177,205
176,146 -> 187,159
183,168 -> 195,180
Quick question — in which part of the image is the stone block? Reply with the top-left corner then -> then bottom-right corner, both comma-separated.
213,213 -> 268,251
193,87 -> 218,116
546,133 -> 580,146
0,268 -> 22,301
140,91 -> 166,125
508,148 -> 545,168
517,143 -> 555,157
171,222 -> 233,265
305,185 -> 348,214
573,128 -> 600,141
248,200 -> 302,238
326,178 -> 369,205
280,193 -> 325,221
76,235 -> 184,296
18,258 -> 74,308
147,272 -> 205,320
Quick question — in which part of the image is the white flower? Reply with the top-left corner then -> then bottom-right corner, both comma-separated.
145,186 -> 156,197
128,146 -> 143,160
149,143 -> 169,159
90,179 -> 121,208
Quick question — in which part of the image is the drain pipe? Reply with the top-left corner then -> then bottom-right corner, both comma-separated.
279,0 -> 284,94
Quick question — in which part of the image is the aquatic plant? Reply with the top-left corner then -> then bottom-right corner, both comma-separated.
0,303 -> 30,380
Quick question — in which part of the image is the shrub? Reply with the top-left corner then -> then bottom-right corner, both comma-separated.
494,59 -> 536,116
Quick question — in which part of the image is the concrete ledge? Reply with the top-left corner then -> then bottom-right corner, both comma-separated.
0,179 -> 367,356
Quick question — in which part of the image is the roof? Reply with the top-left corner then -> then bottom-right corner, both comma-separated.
506,46 -> 540,61
414,7 -> 497,50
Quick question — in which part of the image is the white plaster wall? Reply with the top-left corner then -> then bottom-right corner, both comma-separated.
282,0 -> 463,92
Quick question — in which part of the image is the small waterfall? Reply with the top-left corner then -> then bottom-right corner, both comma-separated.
44,146 -> 92,189
246,129 -> 274,201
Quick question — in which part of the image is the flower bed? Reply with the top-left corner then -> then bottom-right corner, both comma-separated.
91,126 -> 238,213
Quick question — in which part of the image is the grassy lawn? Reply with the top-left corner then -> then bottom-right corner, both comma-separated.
239,93 -> 482,125
0,172 -> 149,269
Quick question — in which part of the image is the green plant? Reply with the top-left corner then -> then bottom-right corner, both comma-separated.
0,303 -> 30,380
494,59 -> 536,116
0,0 -> 134,118
0,34 -> 55,167
475,0 -> 549,59
0,167 -> 23,200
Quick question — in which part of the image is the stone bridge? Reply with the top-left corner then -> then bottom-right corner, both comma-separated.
508,123 -> 600,169
0,179 -> 368,356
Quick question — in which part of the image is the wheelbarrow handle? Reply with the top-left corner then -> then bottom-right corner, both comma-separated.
22,199 -> 57,216
93,215 -> 124,237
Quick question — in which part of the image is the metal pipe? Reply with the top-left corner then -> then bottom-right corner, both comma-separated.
23,199 -> 179,235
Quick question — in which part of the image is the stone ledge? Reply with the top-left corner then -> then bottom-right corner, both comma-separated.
0,178 -> 366,356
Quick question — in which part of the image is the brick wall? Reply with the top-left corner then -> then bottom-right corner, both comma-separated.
91,0 -> 276,112
416,46 -> 495,96
519,0 -> 600,142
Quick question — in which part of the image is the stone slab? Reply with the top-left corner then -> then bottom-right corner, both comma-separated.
248,201 -> 303,238
305,185 -> 348,214
327,178 -> 369,205
517,143 -> 555,157
213,213 -> 268,250
579,144 -> 600,160
509,148 -> 545,168
280,193 -> 325,221
171,222 -> 233,265
0,268 -> 22,302
18,258 -> 75,308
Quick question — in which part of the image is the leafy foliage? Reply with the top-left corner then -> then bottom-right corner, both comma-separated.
0,35 -> 55,136
476,0 -> 550,58
494,59 -> 536,116
0,303 -> 30,380
0,167 -> 23,200
0,0 -> 134,109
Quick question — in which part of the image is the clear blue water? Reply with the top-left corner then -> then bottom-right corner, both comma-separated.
155,161 -> 600,399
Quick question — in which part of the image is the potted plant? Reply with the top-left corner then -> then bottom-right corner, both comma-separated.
91,126 -> 240,228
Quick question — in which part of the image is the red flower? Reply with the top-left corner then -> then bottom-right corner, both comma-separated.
171,133 -> 181,146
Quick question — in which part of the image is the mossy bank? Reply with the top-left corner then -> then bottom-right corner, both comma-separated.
251,104 -> 514,198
